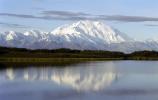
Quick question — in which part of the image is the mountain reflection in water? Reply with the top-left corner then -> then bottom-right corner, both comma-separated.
1,61 -> 158,100
2,61 -> 118,91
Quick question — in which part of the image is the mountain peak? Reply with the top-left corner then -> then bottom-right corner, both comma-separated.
51,20 -> 132,43
4,31 -> 18,41
73,20 -> 104,26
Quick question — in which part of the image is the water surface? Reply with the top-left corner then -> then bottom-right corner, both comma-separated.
0,61 -> 158,100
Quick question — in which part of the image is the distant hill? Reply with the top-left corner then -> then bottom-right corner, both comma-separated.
0,46 -> 158,60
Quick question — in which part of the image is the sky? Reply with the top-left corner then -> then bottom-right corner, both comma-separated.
0,0 -> 158,40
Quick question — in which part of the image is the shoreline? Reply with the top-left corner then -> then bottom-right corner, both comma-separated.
0,47 -> 158,68
0,57 -> 158,64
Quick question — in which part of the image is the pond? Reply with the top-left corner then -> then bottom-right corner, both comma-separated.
0,61 -> 158,100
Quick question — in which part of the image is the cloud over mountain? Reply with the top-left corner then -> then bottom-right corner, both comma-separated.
0,22 -> 30,28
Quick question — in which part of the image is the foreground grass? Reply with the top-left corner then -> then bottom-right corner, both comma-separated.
0,57 -> 123,62
0,57 -> 158,63
0,57 -> 124,69
0,57 -> 157,65
0,57 -> 158,69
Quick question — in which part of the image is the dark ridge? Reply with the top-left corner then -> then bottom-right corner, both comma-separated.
0,46 -> 158,59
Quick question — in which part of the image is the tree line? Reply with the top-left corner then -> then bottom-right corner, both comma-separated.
0,46 -> 158,59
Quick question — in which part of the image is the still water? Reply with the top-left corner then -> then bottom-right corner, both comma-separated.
0,61 -> 158,100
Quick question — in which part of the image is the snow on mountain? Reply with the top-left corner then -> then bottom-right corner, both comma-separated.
48,20 -> 133,50
0,20 -> 158,53
51,20 -> 132,43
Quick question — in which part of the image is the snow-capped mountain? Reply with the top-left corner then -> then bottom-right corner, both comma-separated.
0,20 -> 158,53
51,20 -> 132,43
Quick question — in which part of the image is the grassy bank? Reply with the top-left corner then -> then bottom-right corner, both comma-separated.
0,57 -> 157,64
0,57 -> 124,69
0,57 -> 123,62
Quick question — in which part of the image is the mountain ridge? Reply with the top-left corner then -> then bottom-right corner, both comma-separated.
0,20 -> 158,53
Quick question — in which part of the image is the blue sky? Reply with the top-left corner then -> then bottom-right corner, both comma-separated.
0,0 -> 158,40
